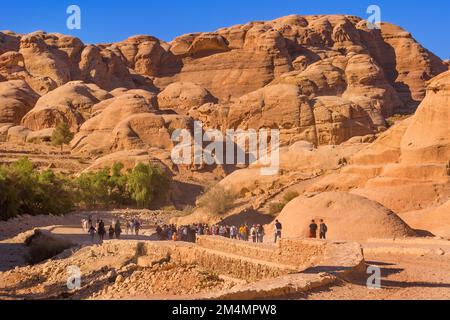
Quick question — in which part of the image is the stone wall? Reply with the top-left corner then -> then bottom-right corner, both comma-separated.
196,236 -> 328,268
102,236 -> 364,283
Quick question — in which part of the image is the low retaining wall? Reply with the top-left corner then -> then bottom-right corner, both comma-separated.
137,242 -> 296,282
100,236 -> 364,285
196,236 -> 327,268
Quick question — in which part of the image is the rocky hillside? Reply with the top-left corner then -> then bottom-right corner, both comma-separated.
1,14 -> 448,154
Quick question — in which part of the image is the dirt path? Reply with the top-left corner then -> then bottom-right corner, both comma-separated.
295,252 -> 450,300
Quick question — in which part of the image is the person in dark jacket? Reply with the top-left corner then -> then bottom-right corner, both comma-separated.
98,220 -> 106,242
319,219 -> 328,240
309,220 -> 318,238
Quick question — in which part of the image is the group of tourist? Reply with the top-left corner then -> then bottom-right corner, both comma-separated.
82,215 -> 329,244
81,215 -> 142,243
155,224 -> 197,242
155,223 -> 268,243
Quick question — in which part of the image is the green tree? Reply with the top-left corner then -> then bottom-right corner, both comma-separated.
127,163 -> 169,208
75,168 -> 112,208
51,123 -> 74,152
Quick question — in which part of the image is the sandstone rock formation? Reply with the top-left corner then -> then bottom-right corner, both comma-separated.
84,150 -> 168,172
399,200 -> 450,238
277,192 -> 416,241
1,15 -> 447,149
0,80 -> 39,124
309,71 -> 450,214
71,91 -> 192,157
158,82 -> 218,115
21,81 -> 112,131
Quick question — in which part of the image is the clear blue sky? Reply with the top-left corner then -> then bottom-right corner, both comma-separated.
1,0 -> 448,59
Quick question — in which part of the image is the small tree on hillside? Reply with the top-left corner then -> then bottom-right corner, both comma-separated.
51,123 -> 74,152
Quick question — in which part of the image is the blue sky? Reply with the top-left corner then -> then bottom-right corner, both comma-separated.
1,0 -> 448,59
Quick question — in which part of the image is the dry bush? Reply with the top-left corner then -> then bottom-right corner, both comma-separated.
197,185 -> 237,215
270,190 -> 300,215
269,202 -> 285,215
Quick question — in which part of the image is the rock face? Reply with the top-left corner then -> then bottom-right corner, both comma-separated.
0,15 -> 447,149
157,82 -> 218,115
400,200 -> 450,238
309,71 -> 450,214
400,71 -> 450,164
277,192 -> 416,241
71,91 -> 192,157
0,80 -> 39,124
21,81 -> 112,131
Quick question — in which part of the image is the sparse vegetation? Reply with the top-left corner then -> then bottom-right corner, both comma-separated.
269,202 -> 286,215
0,157 -> 74,220
269,190 -> 300,215
197,184 -> 237,215
51,123 -> 74,152
0,158 -> 171,220
283,190 -> 299,203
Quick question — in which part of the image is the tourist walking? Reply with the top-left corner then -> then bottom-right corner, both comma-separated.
309,220 -> 318,238
108,225 -> 115,239
274,220 -> 282,243
88,225 -> 96,243
230,225 -> 238,239
135,219 -> 141,236
98,220 -> 106,242
115,220 -> 122,239
250,225 -> 257,243
319,219 -> 328,240
257,224 -> 265,243
126,220 -> 132,235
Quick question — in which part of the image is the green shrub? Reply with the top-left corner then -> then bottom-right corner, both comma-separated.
127,163 -> 169,208
0,157 -> 75,220
0,158 -> 171,221
51,123 -> 74,152
197,185 -> 237,215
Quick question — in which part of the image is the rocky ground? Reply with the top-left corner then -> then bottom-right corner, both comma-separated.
298,253 -> 450,300
1,212 -> 450,300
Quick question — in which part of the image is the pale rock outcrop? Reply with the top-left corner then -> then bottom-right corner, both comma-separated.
21,81 -> 112,131
277,192 -> 416,241
310,71 -> 450,214
110,113 -> 191,152
25,128 -> 54,144
6,125 -> 31,143
71,93 -> 154,155
157,82 -> 218,115
400,71 -> 450,164
227,84 -> 374,146
399,200 -> 450,238
0,80 -> 39,124
84,149 -> 167,172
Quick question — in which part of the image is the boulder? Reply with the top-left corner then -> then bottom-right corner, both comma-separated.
276,192 -> 416,241
157,82 -> 218,115
21,81 -> 112,131
0,80 -> 39,124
